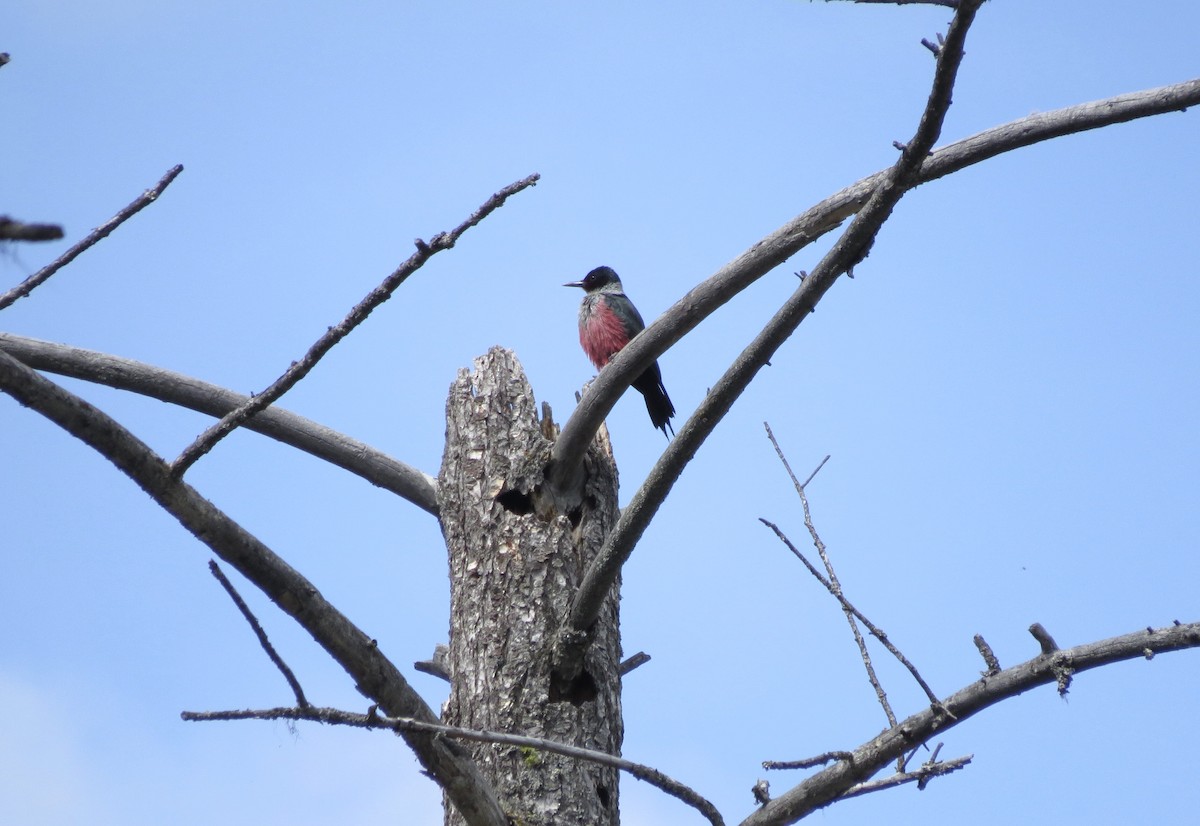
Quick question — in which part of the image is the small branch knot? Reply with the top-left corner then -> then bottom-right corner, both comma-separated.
1029,622 -> 1059,655
1053,658 -> 1075,697
973,633 -> 1001,676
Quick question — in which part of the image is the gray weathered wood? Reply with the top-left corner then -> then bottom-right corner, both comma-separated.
439,347 -> 623,826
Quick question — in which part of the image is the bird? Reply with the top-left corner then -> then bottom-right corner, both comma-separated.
564,265 -> 676,438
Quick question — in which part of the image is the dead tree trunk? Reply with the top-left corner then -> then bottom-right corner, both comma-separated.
439,347 -> 624,825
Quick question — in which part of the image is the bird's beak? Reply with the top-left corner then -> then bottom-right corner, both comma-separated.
563,280 -> 585,288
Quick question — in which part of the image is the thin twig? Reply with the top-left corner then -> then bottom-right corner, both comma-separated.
169,173 -> 540,478
763,752 -> 854,771
900,740 -> 938,779
0,165 -> 183,311
207,560 -> 309,708
836,0 -> 960,7
760,517 -> 943,710
182,704 -> 725,826
763,425 -> 902,736
839,754 -> 973,799
800,454 -> 830,489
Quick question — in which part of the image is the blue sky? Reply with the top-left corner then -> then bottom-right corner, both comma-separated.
3,1 -> 1198,824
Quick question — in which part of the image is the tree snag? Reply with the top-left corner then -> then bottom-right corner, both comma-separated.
439,347 -> 624,825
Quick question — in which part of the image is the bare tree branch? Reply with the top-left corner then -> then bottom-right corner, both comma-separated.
414,643 -> 451,681
764,435 -> 901,733
182,705 -> 725,826
0,349 -> 508,826
763,753 -> 854,771
619,651 -> 652,675
0,165 -> 183,312
0,332 -> 440,514
557,0 -> 984,678
761,517 -> 942,709
1029,622 -> 1060,655
169,173 -> 540,478
0,216 -> 64,242
207,560 -> 309,709
829,0 -> 961,7
547,77 -> 1200,489
839,753 -> 973,799
740,620 -> 1200,826
761,436 -> 948,748
1028,623 -> 1074,695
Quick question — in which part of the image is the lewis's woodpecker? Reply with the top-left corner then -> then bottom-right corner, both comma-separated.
565,265 -> 676,437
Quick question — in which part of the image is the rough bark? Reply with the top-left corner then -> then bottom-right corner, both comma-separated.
439,347 -> 624,826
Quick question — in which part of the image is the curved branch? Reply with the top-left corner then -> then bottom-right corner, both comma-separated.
0,349 -> 507,826
0,332 -> 440,515
739,620 -> 1200,826
557,0 -> 983,669
548,76 -> 1200,488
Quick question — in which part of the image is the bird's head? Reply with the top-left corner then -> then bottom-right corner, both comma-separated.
564,265 -> 623,294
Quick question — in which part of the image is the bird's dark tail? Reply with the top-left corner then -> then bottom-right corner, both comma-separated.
633,364 -> 676,438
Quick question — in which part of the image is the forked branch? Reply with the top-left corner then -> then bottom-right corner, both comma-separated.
761,427 -> 935,742
740,620 -> 1200,826
839,752 -> 973,799
758,518 -> 942,708
548,77 -> 1200,485
556,0 -> 984,678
